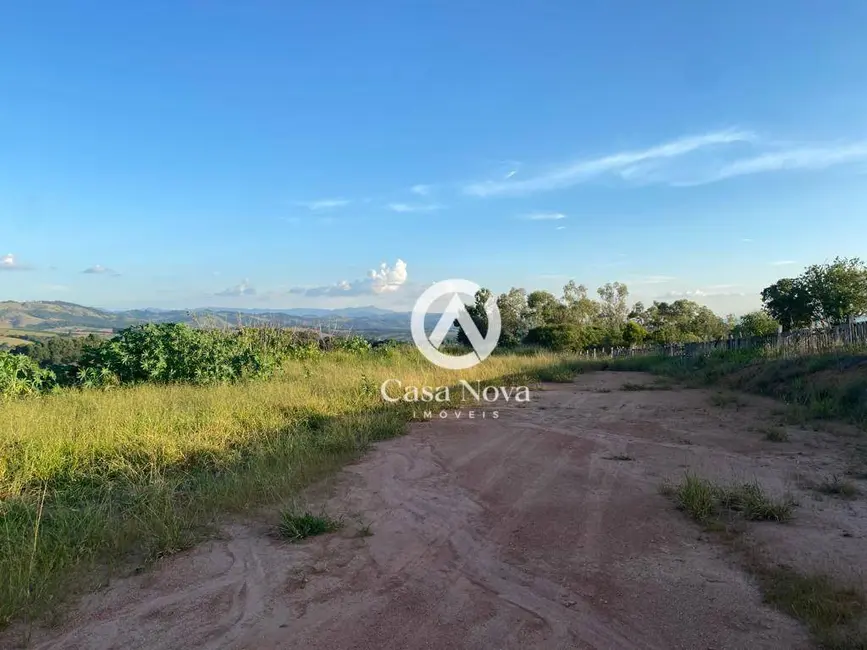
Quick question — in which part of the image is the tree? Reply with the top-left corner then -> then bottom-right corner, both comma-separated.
732,311 -> 780,338
802,257 -> 867,326
527,290 -> 566,327
562,280 -> 600,325
455,288 -> 493,346
760,278 -> 815,331
621,321 -> 649,347
496,287 -> 531,347
596,282 -> 630,329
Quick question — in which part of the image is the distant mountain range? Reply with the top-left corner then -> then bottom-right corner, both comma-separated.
0,301 -> 418,340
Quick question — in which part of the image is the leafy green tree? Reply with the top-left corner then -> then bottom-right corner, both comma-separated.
732,311 -> 780,338
455,288 -> 493,346
562,280 -> 600,325
596,282 -> 630,329
760,278 -> 815,330
496,287 -> 531,347
621,321 -> 649,347
527,290 -> 567,327
802,257 -> 867,326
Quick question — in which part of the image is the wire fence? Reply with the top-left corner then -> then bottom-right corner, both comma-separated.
580,321 -> 867,360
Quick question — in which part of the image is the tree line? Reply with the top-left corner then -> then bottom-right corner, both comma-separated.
457,257 -> 867,352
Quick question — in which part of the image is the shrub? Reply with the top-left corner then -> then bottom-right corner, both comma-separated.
79,324 -> 290,385
0,351 -> 56,397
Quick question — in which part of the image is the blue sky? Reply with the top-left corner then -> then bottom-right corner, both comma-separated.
2,1 -> 866,315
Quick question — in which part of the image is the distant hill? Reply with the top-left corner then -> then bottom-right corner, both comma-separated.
0,301 -> 417,340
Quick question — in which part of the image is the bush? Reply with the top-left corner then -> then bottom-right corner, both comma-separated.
79,324 -> 290,385
525,324 -> 598,351
0,351 -> 56,397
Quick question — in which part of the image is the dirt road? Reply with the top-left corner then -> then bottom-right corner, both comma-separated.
12,372 -> 867,649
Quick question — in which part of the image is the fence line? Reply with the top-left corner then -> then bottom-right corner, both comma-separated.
580,321 -> 867,360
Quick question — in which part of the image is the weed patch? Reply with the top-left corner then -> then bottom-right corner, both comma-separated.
815,475 -> 861,499
665,473 -> 793,524
278,509 -> 342,542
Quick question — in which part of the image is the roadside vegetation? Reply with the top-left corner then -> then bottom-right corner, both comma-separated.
0,340 -> 581,628
663,473 -> 866,648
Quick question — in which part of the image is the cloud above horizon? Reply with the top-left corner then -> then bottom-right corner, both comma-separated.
296,198 -> 350,210
216,279 -> 257,297
463,130 -> 867,196
387,202 -> 443,213
0,253 -> 29,271
523,212 -> 567,221
82,264 -> 120,276
298,259 -> 408,297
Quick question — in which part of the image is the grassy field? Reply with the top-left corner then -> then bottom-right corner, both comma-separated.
0,348 -> 581,627
604,347 -> 867,429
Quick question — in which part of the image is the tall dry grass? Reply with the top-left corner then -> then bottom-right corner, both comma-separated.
0,349 -> 579,627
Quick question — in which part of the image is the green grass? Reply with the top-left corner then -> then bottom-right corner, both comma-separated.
277,509 -> 342,542
664,473 -> 794,524
605,348 -> 867,429
758,567 -> 866,650
0,348 -> 579,628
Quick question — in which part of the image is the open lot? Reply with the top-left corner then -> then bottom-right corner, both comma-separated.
8,371 -> 866,649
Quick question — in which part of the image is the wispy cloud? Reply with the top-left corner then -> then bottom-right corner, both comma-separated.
296,259 -> 408,297
709,143 -> 867,182
465,129 -> 753,196
410,184 -> 432,196
464,130 -> 867,196
296,198 -> 350,210
0,253 -> 30,271
387,203 -> 443,213
82,264 -> 120,276
216,279 -> 257,297
523,212 -> 567,221
770,260 -> 797,266
555,225 -> 566,230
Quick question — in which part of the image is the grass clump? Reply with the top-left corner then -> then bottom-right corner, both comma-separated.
816,475 -> 861,499
278,509 -> 342,542
666,473 -> 793,524
758,567 -> 866,650
604,453 -> 635,461
537,366 -> 575,383
762,425 -> 789,442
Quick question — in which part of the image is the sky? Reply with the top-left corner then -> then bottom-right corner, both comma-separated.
2,0 -> 866,315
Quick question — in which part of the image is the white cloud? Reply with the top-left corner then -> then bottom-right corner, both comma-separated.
463,130 -> 867,196
0,253 -> 27,271
742,238 -> 754,243
465,129 -> 753,196
555,225 -> 566,230
661,288 -> 746,299
410,184 -> 432,196
710,143 -> 867,182
300,259 -> 408,297
504,170 -> 517,180
387,203 -> 443,213
524,212 -> 567,221
216,280 -> 257,297
297,198 -> 350,210
770,260 -> 797,266
82,264 -> 120,276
